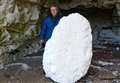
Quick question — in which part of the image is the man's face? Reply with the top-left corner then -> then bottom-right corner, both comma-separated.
50,6 -> 58,17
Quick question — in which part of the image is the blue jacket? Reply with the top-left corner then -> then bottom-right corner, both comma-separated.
39,16 -> 61,40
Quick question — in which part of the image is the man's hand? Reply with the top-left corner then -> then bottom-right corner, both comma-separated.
40,39 -> 46,48
40,39 -> 44,43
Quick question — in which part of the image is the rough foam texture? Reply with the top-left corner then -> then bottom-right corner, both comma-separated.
43,13 -> 92,83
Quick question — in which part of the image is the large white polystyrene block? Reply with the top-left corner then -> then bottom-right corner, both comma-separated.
43,13 -> 92,83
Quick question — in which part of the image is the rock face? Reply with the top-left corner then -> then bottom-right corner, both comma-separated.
43,13 -> 92,83
0,0 -> 42,64
59,0 -> 116,9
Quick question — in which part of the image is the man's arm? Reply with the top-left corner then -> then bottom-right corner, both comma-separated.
38,21 -> 46,40
38,21 -> 47,48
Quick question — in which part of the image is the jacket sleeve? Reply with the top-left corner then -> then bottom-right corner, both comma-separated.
38,21 -> 47,40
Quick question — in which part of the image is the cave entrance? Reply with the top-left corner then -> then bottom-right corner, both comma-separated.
61,7 -> 120,60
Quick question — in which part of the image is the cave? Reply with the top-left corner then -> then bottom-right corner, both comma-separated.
0,0 -> 120,82
60,6 -> 120,60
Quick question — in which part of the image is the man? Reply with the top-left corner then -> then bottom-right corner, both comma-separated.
38,3 -> 61,47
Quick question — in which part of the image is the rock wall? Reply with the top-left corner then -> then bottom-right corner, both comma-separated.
112,1 -> 120,35
59,0 -> 116,9
0,0 -> 43,64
